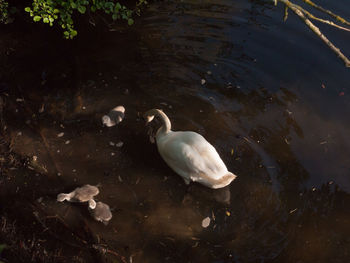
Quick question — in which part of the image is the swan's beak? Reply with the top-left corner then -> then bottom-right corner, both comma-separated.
143,115 -> 154,125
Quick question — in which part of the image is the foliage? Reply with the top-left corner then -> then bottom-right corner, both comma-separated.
0,0 -> 8,23
24,0 -> 147,39
0,1 -> 17,24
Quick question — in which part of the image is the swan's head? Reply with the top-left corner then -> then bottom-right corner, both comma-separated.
143,109 -> 164,124
144,114 -> 155,124
102,115 -> 113,127
88,199 -> 97,209
143,109 -> 171,138
143,110 -> 160,142
57,193 -> 70,202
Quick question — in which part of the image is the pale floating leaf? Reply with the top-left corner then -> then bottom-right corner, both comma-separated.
115,141 -> 123,147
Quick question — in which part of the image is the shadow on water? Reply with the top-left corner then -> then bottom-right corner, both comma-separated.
0,0 -> 349,262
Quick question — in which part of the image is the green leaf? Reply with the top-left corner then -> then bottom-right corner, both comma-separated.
105,2 -> 114,11
91,6 -> 96,12
33,16 -> 41,22
128,18 -> 134,25
78,6 -> 86,14
24,7 -> 31,12
43,17 -> 49,23
71,30 -> 77,37
71,2 -> 77,9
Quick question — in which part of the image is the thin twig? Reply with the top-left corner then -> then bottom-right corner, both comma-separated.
302,0 -> 350,26
92,244 -> 128,263
278,0 -> 350,67
290,2 -> 350,32
283,6 -> 289,22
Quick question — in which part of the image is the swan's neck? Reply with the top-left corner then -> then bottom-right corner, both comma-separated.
65,193 -> 73,201
145,109 -> 171,135
58,193 -> 72,201
156,110 -> 171,134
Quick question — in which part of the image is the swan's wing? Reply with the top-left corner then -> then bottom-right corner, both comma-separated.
158,132 -> 227,180
159,141 -> 201,176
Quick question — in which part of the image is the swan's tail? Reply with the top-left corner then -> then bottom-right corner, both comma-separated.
211,172 -> 237,189
198,171 -> 237,189
226,172 -> 237,181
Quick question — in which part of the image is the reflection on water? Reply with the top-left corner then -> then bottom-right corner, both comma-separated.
0,0 -> 350,262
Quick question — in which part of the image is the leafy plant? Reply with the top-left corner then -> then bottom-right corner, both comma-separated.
24,0 -> 147,39
0,0 -> 9,23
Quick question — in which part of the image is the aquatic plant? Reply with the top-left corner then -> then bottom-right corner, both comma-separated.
24,0 -> 147,39
275,0 -> 350,67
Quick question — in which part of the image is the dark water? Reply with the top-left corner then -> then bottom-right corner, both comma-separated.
0,0 -> 350,262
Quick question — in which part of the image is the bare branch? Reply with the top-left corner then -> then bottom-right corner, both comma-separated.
277,0 -> 350,67
292,2 -> 350,32
302,0 -> 350,26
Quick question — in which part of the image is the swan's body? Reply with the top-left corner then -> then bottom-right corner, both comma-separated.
102,105 -> 125,127
89,201 -> 112,225
144,109 -> 237,189
57,184 -> 99,209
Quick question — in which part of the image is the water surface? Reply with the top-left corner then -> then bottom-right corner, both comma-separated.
1,0 -> 349,262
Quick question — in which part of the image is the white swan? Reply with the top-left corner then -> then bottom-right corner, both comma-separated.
57,184 -> 99,209
144,109 -> 237,189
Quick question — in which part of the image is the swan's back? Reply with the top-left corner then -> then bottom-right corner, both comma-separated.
157,131 -> 230,183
